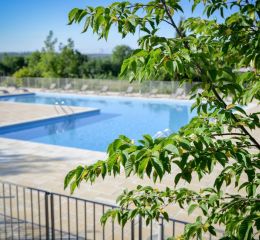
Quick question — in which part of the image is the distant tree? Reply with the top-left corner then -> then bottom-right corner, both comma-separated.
112,45 -> 132,65
1,54 -> 26,75
10,33 -> 132,79
14,51 -> 42,78
82,58 -> 113,79
39,31 -> 60,77
80,48 -> 132,79
13,31 -> 59,78
57,38 -> 88,78
0,62 -> 7,76
13,32 -> 89,78
43,30 -> 58,52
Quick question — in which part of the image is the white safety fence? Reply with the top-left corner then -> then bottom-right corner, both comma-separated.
0,76 -> 195,96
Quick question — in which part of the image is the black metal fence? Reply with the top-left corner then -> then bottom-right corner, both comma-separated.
0,181 -> 221,239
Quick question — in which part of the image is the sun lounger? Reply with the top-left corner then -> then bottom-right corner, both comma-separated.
149,88 -> 159,96
80,84 -> 89,92
125,86 -> 134,95
17,87 -> 30,93
49,83 -> 57,90
99,85 -> 109,94
63,83 -> 72,91
0,89 -> 10,94
172,88 -> 185,98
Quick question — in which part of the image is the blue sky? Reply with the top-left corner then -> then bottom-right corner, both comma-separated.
0,0 -> 228,53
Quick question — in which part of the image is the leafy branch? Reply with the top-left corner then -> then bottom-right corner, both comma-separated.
65,1 -> 260,239
159,0 -> 260,149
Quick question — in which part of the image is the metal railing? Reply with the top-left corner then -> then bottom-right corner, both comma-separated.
0,181 -> 222,240
0,76 -> 195,96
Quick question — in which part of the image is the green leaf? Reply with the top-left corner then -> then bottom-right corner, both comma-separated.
208,226 -> 216,236
64,169 -> 76,189
226,104 -> 235,110
125,157 -> 134,177
162,211 -> 169,221
174,173 -> 182,186
70,181 -> 77,194
215,152 -> 228,166
138,157 -> 149,177
239,217 -> 253,240
142,134 -> 153,147
151,157 -> 164,180
188,204 -> 198,215
68,8 -> 79,24
164,144 -> 179,155
179,139 -> 191,151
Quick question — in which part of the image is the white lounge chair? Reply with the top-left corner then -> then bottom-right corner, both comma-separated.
172,88 -> 185,98
63,83 -> 72,91
80,84 -> 89,92
125,86 -> 134,95
149,88 -> 159,96
100,85 -> 109,94
49,83 -> 56,90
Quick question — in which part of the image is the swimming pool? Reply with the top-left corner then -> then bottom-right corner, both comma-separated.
0,93 -> 195,152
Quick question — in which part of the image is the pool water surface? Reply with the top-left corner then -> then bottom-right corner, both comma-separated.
0,93 -> 195,152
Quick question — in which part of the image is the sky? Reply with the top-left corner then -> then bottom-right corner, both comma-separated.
0,0 -> 229,54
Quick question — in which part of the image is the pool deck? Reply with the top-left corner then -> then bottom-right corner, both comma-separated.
0,137 -> 224,222
0,101 -> 98,127
0,93 -> 259,224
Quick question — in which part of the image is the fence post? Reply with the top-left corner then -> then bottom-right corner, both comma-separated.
45,192 -> 50,240
131,219 -> 135,240
139,215 -> 142,240
158,219 -> 164,240
161,219 -> 164,240
172,220 -> 175,237
50,193 -> 55,239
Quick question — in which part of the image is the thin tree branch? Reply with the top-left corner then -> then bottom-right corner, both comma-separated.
212,87 -> 260,149
160,0 -> 183,37
162,19 -> 175,27
238,144 -> 259,148
159,0 -> 260,150
212,133 -> 246,137
125,3 -> 160,9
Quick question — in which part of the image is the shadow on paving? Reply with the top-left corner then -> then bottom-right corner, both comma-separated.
0,214 -> 92,240
0,149 -> 66,176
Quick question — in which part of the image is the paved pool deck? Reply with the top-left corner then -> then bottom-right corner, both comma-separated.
0,137 -> 225,223
0,94 -> 259,224
0,101 -> 98,127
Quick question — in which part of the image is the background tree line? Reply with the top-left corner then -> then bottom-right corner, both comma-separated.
0,31 -> 133,80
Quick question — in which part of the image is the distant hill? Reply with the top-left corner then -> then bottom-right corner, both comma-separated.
87,53 -> 111,59
0,52 -> 32,60
0,52 -> 111,60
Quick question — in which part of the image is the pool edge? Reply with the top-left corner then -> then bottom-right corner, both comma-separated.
0,92 -> 36,98
0,108 -> 100,134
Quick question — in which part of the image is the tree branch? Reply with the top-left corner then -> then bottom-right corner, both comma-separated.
212,87 -> 260,149
159,0 -> 260,150
212,133 -> 246,137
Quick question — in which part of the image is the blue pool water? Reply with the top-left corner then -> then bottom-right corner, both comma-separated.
0,93 -> 195,152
